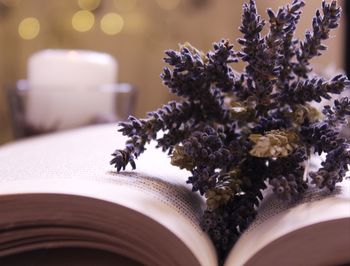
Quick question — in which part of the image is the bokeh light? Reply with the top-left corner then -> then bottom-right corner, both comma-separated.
18,17 -> 40,40
78,0 -> 101,11
100,13 -> 124,35
72,10 -> 95,32
113,0 -> 138,13
156,0 -> 180,10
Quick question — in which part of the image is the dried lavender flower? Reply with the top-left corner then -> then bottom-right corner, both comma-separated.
294,1 -> 341,77
110,0 -> 349,262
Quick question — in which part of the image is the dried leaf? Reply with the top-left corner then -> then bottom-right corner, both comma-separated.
249,130 -> 299,157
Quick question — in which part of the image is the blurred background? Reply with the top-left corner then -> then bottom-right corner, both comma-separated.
0,0 -> 346,144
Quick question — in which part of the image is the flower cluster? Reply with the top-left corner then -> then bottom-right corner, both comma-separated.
110,0 -> 349,261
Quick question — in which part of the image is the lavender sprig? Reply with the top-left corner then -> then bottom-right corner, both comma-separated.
278,74 -> 350,105
111,101 -> 195,171
275,0 -> 305,84
238,0 -> 276,108
323,97 -> 350,126
294,0 -> 341,77
110,0 -> 349,262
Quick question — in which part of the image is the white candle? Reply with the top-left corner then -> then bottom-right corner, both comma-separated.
26,49 -> 118,130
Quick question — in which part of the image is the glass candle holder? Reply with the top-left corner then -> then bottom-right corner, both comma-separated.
7,80 -> 136,139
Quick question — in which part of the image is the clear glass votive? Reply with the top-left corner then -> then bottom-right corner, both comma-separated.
7,80 -> 136,138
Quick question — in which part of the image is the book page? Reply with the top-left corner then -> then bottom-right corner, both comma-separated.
0,248 -> 142,266
0,124 -> 217,266
225,178 -> 350,266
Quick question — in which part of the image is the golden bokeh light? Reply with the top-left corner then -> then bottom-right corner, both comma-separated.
113,0 -> 138,13
100,13 -> 124,35
156,0 -> 180,10
78,0 -> 101,11
72,10 -> 95,32
18,17 -> 40,40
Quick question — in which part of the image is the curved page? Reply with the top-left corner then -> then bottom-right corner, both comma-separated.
225,179 -> 350,266
0,124 -> 217,266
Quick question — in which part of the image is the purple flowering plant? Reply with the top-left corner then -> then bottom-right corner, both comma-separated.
111,0 -> 350,260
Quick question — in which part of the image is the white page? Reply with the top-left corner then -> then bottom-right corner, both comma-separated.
225,179 -> 350,266
0,124 -> 217,266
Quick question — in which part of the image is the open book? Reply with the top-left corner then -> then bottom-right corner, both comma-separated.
0,124 -> 349,266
